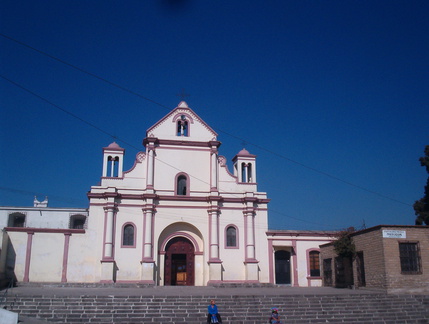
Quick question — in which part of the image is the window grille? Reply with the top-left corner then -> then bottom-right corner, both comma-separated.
399,242 -> 421,274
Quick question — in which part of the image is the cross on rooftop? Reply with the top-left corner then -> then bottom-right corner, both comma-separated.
177,88 -> 190,100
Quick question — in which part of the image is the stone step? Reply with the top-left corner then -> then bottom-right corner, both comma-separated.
4,294 -> 429,324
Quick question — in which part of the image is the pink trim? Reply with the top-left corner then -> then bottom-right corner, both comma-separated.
244,212 -> 248,260
102,206 -> 117,260
306,248 -> 321,286
208,211 -> 213,260
208,280 -> 259,284
99,280 -> 115,284
102,209 -> 107,259
244,259 -> 259,263
121,222 -> 137,248
88,192 -> 270,205
268,239 -> 274,284
224,224 -> 239,249
141,205 -> 155,262
123,152 -> 146,176
156,146 -> 211,153
23,232 -> 34,282
267,231 -> 336,237
5,227 -> 85,234
172,112 -> 195,123
266,237 -> 334,242
159,231 -> 201,253
101,257 -> 115,262
61,233 -> 71,282
175,172 -> 190,196
208,258 -> 222,263
292,239 -> 299,287
146,106 -> 218,137
116,279 -> 155,284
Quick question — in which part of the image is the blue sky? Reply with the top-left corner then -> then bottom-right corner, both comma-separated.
1,1 -> 428,231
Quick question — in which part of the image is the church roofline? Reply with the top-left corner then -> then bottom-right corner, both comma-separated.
145,102 -> 218,137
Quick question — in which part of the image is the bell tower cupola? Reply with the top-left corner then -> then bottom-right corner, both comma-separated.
102,142 -> 125,178
232,148 -> 257,183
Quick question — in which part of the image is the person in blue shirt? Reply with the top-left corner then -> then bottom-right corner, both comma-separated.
269,307 -> 283,324
207,299 -> 222,323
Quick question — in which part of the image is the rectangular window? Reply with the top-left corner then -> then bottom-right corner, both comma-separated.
8,213 -> 26,227
399,242 -> 421,274
309,251 -> 320,277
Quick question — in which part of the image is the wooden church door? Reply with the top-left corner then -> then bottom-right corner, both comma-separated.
164,237 -> 195,286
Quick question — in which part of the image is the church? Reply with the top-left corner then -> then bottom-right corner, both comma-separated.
0,102 -> 334,287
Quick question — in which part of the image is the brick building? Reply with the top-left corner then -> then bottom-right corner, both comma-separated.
320,225 -> 429,293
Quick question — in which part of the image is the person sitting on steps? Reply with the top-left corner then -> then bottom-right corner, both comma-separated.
207,299 -> 222,323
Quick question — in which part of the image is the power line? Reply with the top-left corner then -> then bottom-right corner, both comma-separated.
0,74 -> 374,229
0,33 -> 170,112
0,33 -> 412,208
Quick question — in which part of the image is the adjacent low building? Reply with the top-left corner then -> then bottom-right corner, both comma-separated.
320,225 -> 429,294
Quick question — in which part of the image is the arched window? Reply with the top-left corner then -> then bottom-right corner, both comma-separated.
122,224 -> 135,247
107,156 -> 119,177
176,175 -> 188,195
240,163 -> 252,183
309,250 -> 321,277
226,226 -> 237,247
176,115 -> 189,137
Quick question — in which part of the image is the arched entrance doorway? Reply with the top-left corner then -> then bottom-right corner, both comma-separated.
164,237 -> 195,286
275,250 -> 291,284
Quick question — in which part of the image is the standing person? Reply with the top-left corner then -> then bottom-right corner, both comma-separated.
269,307 -> 282,324
207,299 -> 222,323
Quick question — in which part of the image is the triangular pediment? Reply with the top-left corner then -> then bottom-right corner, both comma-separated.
146,102 -> 218,141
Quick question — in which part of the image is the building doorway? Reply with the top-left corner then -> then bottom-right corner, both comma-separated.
275,250 -> 291,284
164,237 -> 195,286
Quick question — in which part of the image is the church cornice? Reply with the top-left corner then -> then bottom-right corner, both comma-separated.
142,137 -> 221,148
88,192 -> 270,205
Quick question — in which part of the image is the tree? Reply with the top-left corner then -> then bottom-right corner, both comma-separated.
414,145 -> 429,225
333,227 -> 356,258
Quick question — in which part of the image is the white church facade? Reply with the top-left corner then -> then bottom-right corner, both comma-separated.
0,102 -> 334,287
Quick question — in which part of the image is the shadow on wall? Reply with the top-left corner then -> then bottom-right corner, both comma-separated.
0,234 -> 17,289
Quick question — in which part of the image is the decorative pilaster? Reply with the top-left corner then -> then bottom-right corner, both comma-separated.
103,205 -> 117,259
243,195 -> 259,282
207,199 -> 222,283
210,143 -> 219,192
100,204 -> 117,283
142,204 -> 155,261
140,197 -> 156,284
146,137 -> 156,190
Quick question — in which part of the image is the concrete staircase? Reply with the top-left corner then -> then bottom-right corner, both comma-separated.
3,293 -> 429,323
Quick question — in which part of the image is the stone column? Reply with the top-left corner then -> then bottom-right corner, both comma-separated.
210,145 -> 218,192
207,202 -> 222,283
142,205 -> 155,261
146,139 -> 156,189
140,202 -> 156,284
103,206 -> 117,259
243,196 -> 259,282
101,205 -> 117,283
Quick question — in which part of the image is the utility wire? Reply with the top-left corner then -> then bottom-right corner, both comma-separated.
0,33 -> 412,208
0,33 -> 170,111
0,74 -> 391,230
